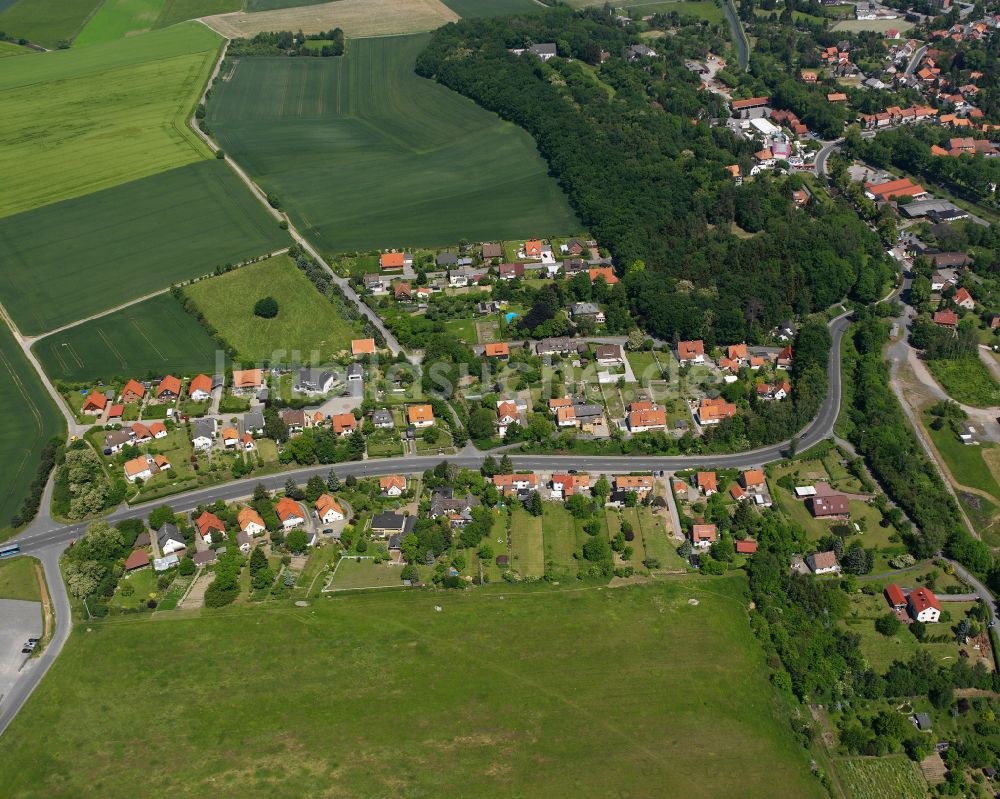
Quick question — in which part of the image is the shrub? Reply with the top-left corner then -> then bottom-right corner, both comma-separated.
179,557 -> 195,576
254,296 -> 279,318
875,612 -> 902,637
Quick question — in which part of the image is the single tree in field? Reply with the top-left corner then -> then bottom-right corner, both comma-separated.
253,296 -> 279,318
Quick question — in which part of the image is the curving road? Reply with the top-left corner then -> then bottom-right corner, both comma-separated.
722,0 -> 749,70
12,311 -> 854,557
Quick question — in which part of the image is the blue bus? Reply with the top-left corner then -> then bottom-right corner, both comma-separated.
0,543 -> 20,559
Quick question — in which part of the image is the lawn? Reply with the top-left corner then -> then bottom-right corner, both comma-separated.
0,0 -> 102,48
925,413 -> 1000,500
111,567 -> 158,610
0,324 -> 65,533
327,556 -> 407,590
541,503 -> 579,579
184,255 -> 362,361
0,160 -> 287,335
570,0 -> 725,21
0,556 -> 40,601
33,293 -> 220,383
510,506 -> 545,578
0,23 -> 221,219
926,357 -> 1000,407
837,755 -> 927,799
0,577 -> 825,799
206,36 -> 579,255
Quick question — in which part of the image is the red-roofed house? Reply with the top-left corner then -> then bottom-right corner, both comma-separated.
954,287 -> 975,310
907,587 -> 941,623
232,369 -> 265,394
677,340 -> 705,364
933,310 -> 958,329
588,267 -> 618,285
196,511 -> 225,544
351,338 -> 376,356
885,583 -> 907,611
331,413 -> 357,436
735,539 -> 758,554
156,375 -> 181,399
315,493 -> 346,524
275,497 -> 305,529
484,342 -> 510,360
82,392 -> 107,414
691,524 -> 717,548
121,379 -> 145,403
696,472 -> 718,495
380,252 -> 407,271
189,373 -> 213,400
628,407 -> 666,433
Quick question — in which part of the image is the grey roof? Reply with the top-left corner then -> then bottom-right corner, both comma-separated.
430,491 -> 480,518
295,368 -> 334,391
914,712 -> 932,730
158,523 -> 182,547
572,403 -> 603,420
570,302 -> 601,316
347,363 -> 364,379
388,532 -> 404,549
243,410 -> 265,431
371,512 -> 407,532
363,273 -> 384,286
192,418 -> 216,439
627,44 -> 656,58
529,43 -> 557,57
236,531 -> 252,547
436,251 -> 457,266
134,531 -> 151,548
192,550 -> 218,566
481,243 -> 503,259
104,430 -> 134,449
372,409 -> 393,426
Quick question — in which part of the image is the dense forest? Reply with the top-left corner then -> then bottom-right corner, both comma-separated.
416,9 -> 893,344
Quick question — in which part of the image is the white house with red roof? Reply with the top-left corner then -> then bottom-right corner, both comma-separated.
907,587 -> 941,623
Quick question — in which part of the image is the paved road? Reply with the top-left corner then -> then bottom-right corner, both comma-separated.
813,138 -> 844,176
0,544 -> 70,737
904,45 -> 927,77
722,0 -> 749,70
14,311 -> 854,556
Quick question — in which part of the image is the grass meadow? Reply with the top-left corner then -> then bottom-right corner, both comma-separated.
0,577 -> 824,799
926,357 -> 1000,407
34,294 -> 220,383
0,23 -> 221,218
0,160 -> 288,335
245,0 -> 330,10
0,325 -> 65,533
0,0 -> 101,48
0,40 -> 33,57
0,556 -> 41,601
184,255 -> 362,361
207,35 -> 579,255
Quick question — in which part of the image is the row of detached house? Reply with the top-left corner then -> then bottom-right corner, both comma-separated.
81,373 -> 217,418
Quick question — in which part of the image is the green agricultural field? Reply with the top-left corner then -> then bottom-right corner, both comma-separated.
75,0 -> 168,46
0,23 -> 221,218
207,35 -> 579,255
33,294 -> 220,383
0,578 -> 824,799
0,325 -> 65,532
0,160 -> 287,336
156,0 -> 242,27
0,0 -> 101,48
439,0 -> 543,16
184,255 -> 362,361
0,556 -> 40,601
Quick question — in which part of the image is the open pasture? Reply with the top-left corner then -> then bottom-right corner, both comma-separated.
245,0 -> 331,10
183,254 -> 361,361
74,0 -> 168,45
0,325 -> 64,532
0,160 -> 287,336
0,0 -> 101,48
0,578 -> 824,799
207,36 -> 579,254
204,0 -> 458,39
34,294 -> 220,384
0,23 -> 221,218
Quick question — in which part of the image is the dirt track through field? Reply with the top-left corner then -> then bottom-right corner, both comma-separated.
202,0 -> 458,39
